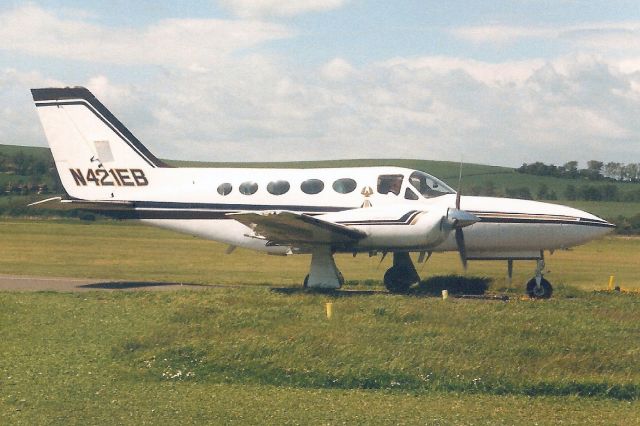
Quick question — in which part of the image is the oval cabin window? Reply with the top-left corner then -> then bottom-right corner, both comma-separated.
332,178 -> 357,194
300,179 -> 324,194
267,180 -> 290,195
239,181 -> 258,195
217,182 -> 232,196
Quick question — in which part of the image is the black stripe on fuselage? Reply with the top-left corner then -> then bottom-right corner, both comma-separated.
470,211 -> 615,228
336,210 -> 421,226
32,88 -> 170,168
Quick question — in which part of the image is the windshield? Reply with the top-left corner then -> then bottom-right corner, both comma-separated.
408,171 -> 455,198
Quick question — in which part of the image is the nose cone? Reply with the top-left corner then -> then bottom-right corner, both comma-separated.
459,196 -> 616,249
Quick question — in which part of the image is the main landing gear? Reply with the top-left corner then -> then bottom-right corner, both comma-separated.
302,247 -> 344,289
384,252 -> 420,293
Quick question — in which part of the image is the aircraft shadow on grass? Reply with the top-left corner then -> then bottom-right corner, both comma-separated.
78,281 -> 208,290
271,275 -> 506,300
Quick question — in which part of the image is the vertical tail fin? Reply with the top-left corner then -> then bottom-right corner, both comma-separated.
31,87 -> 170,200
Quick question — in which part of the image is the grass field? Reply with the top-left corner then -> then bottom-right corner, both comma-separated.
1,219 -> 639,423
0,219 -> 638,291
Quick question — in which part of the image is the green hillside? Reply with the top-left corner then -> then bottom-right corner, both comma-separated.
1,144 -> 638,231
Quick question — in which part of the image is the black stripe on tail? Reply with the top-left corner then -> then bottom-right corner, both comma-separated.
31,87 -> 171,168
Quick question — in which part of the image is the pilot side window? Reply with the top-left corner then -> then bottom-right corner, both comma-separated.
377,174 -> 404,195
239,181 -> 258,195
332,178 -> 357,194
404,188 -> 419,200
217,182 -> 232,196
301,179 -> 324,194
267,180 -> 290,195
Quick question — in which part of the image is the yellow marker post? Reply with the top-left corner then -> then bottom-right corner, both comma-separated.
442,290 -> 448,300
325,302 -> 333,319
608,275 -> 615,291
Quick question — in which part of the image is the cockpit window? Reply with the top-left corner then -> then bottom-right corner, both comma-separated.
404,188 -> 419,200
377,174 -> 404,196
408,171 -> 455,198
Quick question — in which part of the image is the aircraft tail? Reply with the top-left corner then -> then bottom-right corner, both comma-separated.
31,87 -> 170,200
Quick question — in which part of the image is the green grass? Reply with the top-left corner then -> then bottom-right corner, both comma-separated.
1,289 -> 639,424
1,219 -> 639,423
2,219 -> 638,291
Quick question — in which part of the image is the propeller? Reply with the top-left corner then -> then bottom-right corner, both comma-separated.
447,160 -> 478,269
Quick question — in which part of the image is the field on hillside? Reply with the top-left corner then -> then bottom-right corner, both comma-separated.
1,219 -> 638,291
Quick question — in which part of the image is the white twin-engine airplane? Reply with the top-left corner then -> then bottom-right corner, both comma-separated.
30,87 -> 615,298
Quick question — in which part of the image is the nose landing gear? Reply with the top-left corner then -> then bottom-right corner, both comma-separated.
526,258 -> 553,299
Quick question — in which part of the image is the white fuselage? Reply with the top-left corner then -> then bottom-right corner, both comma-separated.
101,165 -> 614,258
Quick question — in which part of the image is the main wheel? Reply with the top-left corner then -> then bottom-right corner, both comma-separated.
384,266 -> 414,293
526,277 -> 553,299
303,272 -> 344,288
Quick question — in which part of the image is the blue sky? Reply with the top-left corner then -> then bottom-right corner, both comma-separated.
1,1 -> 639,166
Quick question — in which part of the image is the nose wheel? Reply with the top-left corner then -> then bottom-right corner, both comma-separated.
526,258 -> 553,299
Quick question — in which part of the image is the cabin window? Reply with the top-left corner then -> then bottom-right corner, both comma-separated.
267,180 -> 290,195
332,178 -> 357,194
301,179 -> 324,194
377,174 -> 404,195
217,182 -> 232,196
239,181 -> 258,195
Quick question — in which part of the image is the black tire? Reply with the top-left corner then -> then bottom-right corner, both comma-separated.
526,277 -> 553,299
384,266 -> 414,293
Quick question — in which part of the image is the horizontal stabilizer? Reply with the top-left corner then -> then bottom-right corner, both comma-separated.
28,197 -> 134,211
229,211 -> 366,246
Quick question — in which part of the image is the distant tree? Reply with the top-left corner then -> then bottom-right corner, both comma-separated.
13,152 -> 30,175
578,185 -> 602,201
601,184 -> 619,201
624,163 -> 639,182
536,183 -> 550,200
583,160 -> 604,180
604,162 -> 623,180
562,161 -> 579,178
565,184 -> 577,200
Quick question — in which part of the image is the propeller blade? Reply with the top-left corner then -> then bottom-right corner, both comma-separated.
455,228 -> 468,269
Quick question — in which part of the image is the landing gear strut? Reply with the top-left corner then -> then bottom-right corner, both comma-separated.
384,252 -> 420,293
302,247 -> 344,289
526,258 -> 553,299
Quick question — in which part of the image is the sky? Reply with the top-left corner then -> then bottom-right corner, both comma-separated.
1,0 -> 639,167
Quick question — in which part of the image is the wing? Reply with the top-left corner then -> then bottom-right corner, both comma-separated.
228,211 -> 367,246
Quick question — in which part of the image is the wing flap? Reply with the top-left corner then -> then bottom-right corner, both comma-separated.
229,211 -> 366,246
28,197 -> 134,211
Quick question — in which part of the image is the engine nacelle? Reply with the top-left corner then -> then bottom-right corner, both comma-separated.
322,205 -> 451,250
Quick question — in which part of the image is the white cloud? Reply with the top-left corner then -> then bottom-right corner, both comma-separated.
3,5 -> 640,168
0,5 -> 292,67
451,21 -> 640,56
219,0 -> 348,18
320,58 -> 355,81
108,53 -> 637,167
